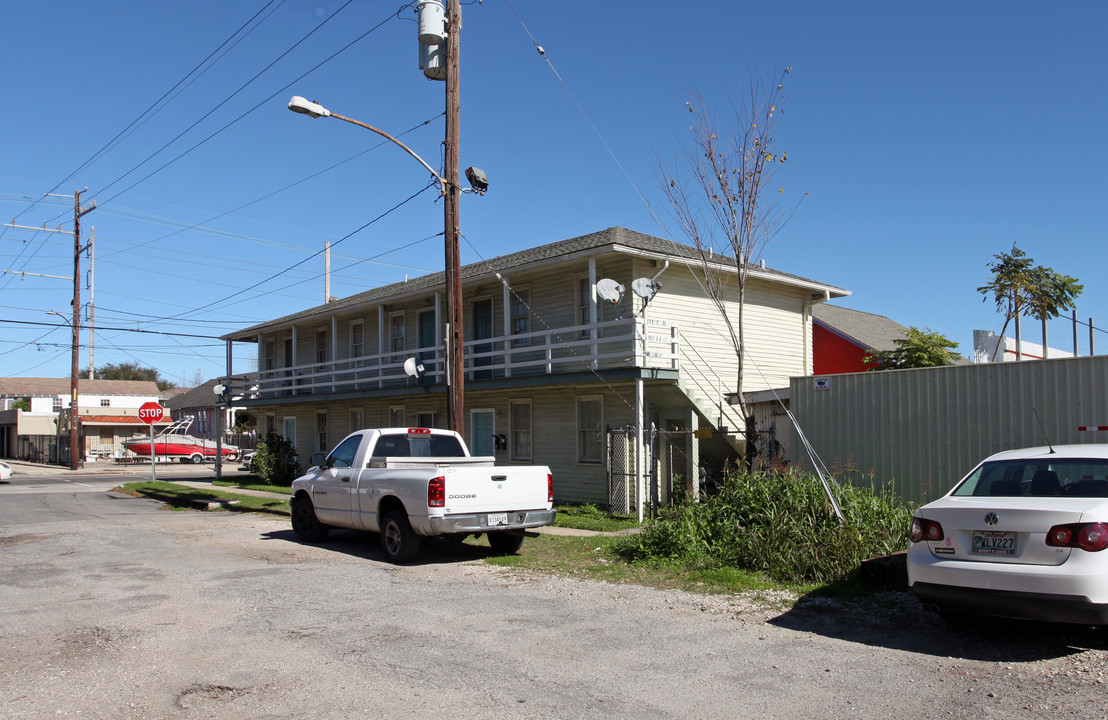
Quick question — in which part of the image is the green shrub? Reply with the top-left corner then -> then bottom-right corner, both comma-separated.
251,433 -> 302,487
615,467 -> 913,584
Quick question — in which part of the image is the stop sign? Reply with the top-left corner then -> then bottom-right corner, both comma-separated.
138,402 -> 164,424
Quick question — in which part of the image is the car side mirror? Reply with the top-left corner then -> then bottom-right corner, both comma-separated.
310,453 -> 327,468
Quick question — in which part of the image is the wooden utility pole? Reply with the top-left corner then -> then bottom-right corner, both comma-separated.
443,0 -> 464,433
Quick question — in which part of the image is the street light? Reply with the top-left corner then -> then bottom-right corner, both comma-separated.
46,310 -> 80,470
287,91 -> 471,432
288,97 -> 446,188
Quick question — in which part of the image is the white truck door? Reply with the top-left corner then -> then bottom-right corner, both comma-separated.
311,434 -> 361,526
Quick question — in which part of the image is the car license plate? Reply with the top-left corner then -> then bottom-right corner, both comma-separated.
973,530 -> 1016,555
487,513 -> 508,526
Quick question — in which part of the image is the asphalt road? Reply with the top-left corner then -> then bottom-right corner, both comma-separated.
2,474 -> 1108,719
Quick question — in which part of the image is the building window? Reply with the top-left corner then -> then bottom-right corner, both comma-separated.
283,416 -> 297,449
265,339 -> 276,371
265,413 -> 276,437
389,311 -> 406,362
510,399 -> 532,461
416,411 -> 435,429
389,406 -> 405,427
350,319 -> 364,362
510,287 -> 531,348
315,329 -> 328,366
100,398 -> 110,407
316,412 -> 328,453
578,277 -> 592,339
577,395 -> 603,463
350,408 -> 364,434
52,397 -> 63,412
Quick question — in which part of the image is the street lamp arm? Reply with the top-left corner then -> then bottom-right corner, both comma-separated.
329,111 -> 446,190
288,96 -> 445,190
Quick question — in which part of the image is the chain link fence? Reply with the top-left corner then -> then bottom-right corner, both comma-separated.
607,426 -> 696,516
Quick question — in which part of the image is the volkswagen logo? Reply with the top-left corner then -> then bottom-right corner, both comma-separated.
984,512 -> 999,526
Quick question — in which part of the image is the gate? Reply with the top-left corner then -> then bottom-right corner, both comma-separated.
607,426 -> 697,516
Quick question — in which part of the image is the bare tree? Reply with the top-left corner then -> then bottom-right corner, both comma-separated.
658,67 -> 798,421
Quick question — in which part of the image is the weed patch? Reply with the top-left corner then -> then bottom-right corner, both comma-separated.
614,468 -> 914,585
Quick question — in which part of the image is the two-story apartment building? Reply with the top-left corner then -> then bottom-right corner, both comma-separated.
220,227 -> 848,507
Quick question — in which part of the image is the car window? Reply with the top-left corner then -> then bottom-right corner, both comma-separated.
952,459 -> 1108,497
371,435 -> 409,458
327,435 -> 362,468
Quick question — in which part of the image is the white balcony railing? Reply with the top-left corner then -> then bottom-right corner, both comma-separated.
233,316 -> 680,400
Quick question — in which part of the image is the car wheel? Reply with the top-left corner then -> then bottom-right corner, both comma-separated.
290,496 -> 330,543
487,531 -> 525,554
189,453 -> 204,464
381,509 -> 421,564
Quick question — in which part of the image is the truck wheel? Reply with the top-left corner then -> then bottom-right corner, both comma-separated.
487,532 -> 525,554
291,496 -> 330,542
381,509 -> 421,564
189,453 -> 204,464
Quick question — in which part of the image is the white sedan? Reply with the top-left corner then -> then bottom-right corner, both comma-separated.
0,461 -> 11,480
908,444 -> 1108,625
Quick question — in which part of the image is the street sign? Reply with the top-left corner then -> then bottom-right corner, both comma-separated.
138,402 -> 164,424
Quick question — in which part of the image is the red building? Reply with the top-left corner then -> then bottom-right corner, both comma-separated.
812,305 -> 907,375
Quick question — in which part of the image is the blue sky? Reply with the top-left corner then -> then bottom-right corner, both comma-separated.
2,1 -> 1105,386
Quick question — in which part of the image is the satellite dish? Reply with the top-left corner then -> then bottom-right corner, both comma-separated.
403,357 -> 425,379
632,277 -> 660,301
595,278 -> 624,304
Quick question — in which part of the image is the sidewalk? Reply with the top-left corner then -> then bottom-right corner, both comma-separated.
5,462 -> 635,537
2,458 -> 245,480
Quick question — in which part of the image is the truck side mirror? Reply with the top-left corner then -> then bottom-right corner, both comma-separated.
310,453 -> 327,468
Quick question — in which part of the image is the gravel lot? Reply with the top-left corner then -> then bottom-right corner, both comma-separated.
2,485 -> 1108,719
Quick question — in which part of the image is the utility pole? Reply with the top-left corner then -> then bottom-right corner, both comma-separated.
70,190 -> 96,470
443,0 -> 464,433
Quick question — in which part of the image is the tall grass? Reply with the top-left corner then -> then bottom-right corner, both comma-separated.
615,467 -> 914,584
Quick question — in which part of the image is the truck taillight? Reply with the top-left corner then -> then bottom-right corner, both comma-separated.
408,428 -> 431,434
428,476 -> 445,507
548,473 -> 554,503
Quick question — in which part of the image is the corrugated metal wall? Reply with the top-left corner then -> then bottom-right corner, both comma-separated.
788,356 -> 1108,504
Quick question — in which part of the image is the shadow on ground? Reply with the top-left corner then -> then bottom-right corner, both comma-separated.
261,526 -> 516,566
770,557 -> 1108,663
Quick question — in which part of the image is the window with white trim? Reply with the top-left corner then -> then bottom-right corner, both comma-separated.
577,395 -> 603,463
511,287 -> 531,348
316,411 -> 328,453
350,319 -> 364,361
389,311 -> 406,362
510,399 -> 532,461
389,406 -> 405,427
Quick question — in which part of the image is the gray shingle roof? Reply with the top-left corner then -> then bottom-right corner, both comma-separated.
163,375 -> 259,411
0,377 -> 162,397
224,226 -> 849,340
811,304 -> 908,352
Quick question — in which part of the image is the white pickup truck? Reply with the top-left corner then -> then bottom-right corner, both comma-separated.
290,427 -> 556,563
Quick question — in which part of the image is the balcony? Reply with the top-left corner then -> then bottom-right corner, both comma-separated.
235,316 -> 680,400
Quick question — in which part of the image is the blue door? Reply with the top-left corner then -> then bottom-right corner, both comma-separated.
471,410 -> 495,457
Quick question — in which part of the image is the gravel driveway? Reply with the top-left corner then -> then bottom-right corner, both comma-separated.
2,488 -> 1107,719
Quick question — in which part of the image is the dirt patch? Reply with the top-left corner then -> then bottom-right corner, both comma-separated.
0,533 -> 54,548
